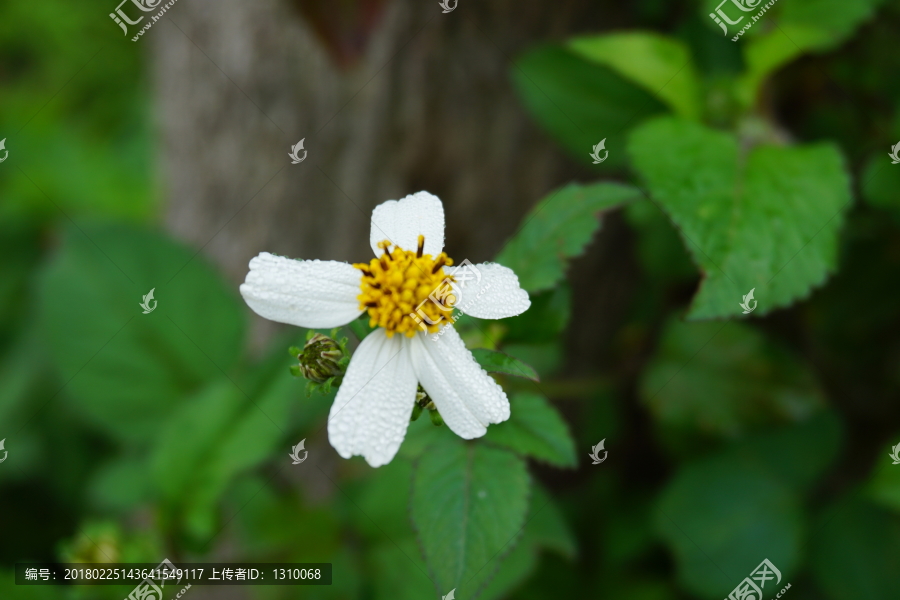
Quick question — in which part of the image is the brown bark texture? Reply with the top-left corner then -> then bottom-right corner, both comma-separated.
154,0 -> 627,352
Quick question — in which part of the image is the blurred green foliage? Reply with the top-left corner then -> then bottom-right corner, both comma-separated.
3,0 -> 900,599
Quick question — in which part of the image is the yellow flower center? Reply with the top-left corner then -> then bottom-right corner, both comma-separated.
354,236 -> 456,337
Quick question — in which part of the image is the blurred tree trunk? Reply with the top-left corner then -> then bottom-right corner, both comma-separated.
153,0 -> 627,351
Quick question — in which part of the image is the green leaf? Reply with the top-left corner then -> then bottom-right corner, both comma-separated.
778,0 -> 885,48
512,45 -> 668,167
87,454 -> 153,513
371,538 -> 435,600
727,411 -> 841,493
864,438 -> 900,512
861,154 -> 900,212
497,342 -> 564,382
471,348 -> 539,382
496,182 -> 642,292
733,0 -> 885,106
410,438 -> 530,599
398,409 -> 460,461
524,484 -> 577,559
0,331 -> 46,427
735,26 -> 824,108
655,454 -> 803,599
809,494 -> 900,600
484,393 -> 577,468
502,285 -> 572,344
477,537 -> 540,600
234,478 -> 343,564
353,458 -> 417,542
465,484 -> 575,600
640,319 -> 825,439
628,116 -> 851,319
567,32 -> 701,120
38,223 -> 245,443
150,343 -> 299,539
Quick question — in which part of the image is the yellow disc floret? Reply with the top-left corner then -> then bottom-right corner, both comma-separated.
354,236 -> 455,337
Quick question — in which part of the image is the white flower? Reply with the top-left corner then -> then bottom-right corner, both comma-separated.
240,191 -> 531,467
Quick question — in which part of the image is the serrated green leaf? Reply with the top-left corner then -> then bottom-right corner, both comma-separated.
471,348 -> 539,382
640,319 -> 825,439
410,438 -> 530,599
37,223 -> 245,443
656,454 -> 803,599
476,537 -> 540,600
458,484 -> 575,600
496,182 -> 642,292
484,393 -> 577,468
568,32 -> 701,120
629,116 -> 851,319
512,45 -> 668,167
809,494 -> 900,600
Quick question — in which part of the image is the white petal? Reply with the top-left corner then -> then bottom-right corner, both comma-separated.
449,262 -> 531,320
410,326 -> 510,439
240,253 -> 363,328
369,191 -> 445,256
327,330 -> 418,467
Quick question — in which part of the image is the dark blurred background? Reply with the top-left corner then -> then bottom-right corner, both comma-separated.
2,0 -> 900,598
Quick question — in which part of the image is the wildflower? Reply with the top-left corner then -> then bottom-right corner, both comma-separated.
240,192 -> 530,466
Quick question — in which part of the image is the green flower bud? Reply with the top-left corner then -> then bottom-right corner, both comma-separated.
297,333 -> 344,383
